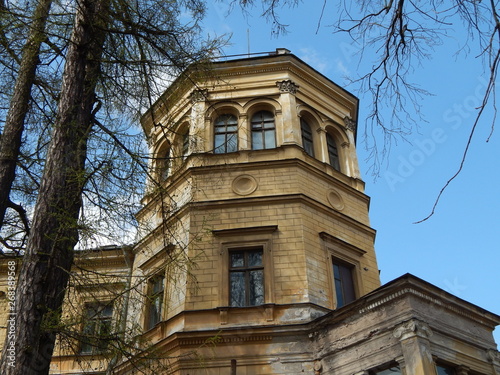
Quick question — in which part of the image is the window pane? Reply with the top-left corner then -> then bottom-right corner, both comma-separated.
227,133 -> 238,152
230,272 -> 245,307
301,119 -> 314,157
214,134 -> 225,153
333,261 -> 355,307
148,298 -> 161,327
247,250 -> 263,267
231,252 -> 244,268
334,277 -> 345,307
152,277 -> 164,294
81,303 -> 113,354
339,265 -> 355,303
249,270 -> 264,305
264,129 -> 276,148
327,133 -> 340,171
436,365 -> 455,375
182,132 -> 189,159
252,132 -> 263,150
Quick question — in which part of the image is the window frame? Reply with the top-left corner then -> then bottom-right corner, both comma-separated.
320,232 -> 365,309
80,302 -> 114,355
145,273 -> 165,331
214,114 -> 238,154
228,247 -> 265,307
332,258 -> 356,308
214,226 -> 277,308
251,110 -> 276,150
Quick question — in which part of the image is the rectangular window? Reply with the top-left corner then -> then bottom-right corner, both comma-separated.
80,303 -> 113,354
333,259 -> 356,308
146,274 -> 164,330
229,247 -> 264,307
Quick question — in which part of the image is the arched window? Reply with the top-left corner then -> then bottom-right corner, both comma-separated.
326,133 -> 340,171
300,119 -> 314,157
214,114 -> 238,153
251,110 -> 276,150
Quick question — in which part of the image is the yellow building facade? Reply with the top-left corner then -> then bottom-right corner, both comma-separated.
1,49 -> 499,375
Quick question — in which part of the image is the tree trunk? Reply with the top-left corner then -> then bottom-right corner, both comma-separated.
0,0 -> 53,231
0,0 -> 110,374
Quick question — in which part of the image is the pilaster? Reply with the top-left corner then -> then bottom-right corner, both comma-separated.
393,319 -> 436,375
276,79 -> 301,146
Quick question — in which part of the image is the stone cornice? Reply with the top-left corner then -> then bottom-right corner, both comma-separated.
357,277 -> 500,328
212,225 -> 278,237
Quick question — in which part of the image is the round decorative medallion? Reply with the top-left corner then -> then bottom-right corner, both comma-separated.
327,189 -> 344,210
232,175 -> 258,196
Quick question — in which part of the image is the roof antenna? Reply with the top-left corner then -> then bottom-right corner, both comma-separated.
247,29 -> 250,57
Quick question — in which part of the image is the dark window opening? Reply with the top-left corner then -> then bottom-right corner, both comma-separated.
370,366 -> 402,375
333,259 -> 356,308
300,119 -> 314,157
182,131 -> 189,160
436,365 -> 456,375
251,111 -> 276,150
158,148 -> 170,180
214,114 -> 238,153
326,133 -> 340,171
80,303 -> 113,354
146,274 -> 164,330
229,247 -> 264,307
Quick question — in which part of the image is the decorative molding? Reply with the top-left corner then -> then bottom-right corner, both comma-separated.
326,189 -> 345,211
487,349 -> 500,364
264,304 -> 274,322
138,244 -> 175,271
276,79 -> 299,94
396,355 -> 406,371
313,360 -> 323,375
212,225 -> 278,237
456,365 -> 470,375
393,319 -> 433,341
232,174 -> 258,196
219,308 -> 228,325
190,89 -> 208,103
343,116 -> 356,132
319,232 -> 367,256
357,285 -> 497,328
178,335 -> 273,346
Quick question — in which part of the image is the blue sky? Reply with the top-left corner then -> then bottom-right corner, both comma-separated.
203,1 -> 500,343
